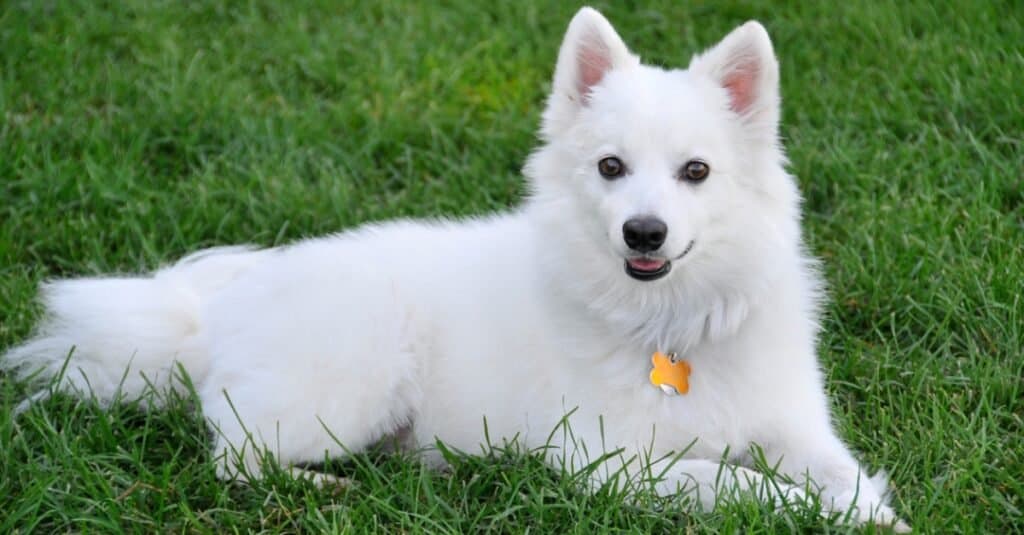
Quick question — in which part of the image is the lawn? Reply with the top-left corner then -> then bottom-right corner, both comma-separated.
1,0 -> 1021,532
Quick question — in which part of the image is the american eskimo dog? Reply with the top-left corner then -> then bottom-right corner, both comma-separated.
4,7 -> 907,530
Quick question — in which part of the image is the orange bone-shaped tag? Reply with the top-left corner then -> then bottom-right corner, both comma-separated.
649,351 -> 691,395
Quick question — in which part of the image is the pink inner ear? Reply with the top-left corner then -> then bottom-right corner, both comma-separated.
722,62 -> 759,114
576,42 -> 612,102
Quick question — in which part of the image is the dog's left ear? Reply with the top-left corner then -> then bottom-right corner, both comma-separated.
542,7 -> 639,137
689,22 -> 780,140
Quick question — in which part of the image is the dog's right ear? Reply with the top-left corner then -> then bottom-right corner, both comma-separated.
541,7 -> 638,137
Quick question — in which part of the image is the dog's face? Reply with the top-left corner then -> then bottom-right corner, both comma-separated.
570,67 -> 740,282
527,9 -> 795,290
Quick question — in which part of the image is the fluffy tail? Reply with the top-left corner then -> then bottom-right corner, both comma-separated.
3,246 -> 269,408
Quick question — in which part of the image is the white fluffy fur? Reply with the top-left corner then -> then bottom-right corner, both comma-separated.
3,7 -> 907,531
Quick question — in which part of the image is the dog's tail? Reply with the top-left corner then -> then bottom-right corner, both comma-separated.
3,246 -> 270,409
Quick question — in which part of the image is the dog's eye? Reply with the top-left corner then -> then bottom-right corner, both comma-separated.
598,157 -> 626,179
681,160 -> 710,183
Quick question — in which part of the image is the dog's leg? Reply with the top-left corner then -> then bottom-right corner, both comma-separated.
576,450 -> 808,511
207,434 -> 353,489
193,262 -> 425,486
757,426 -> 911,532
647,458 -> 809,511
200,345 -> 422,486
203,374 -> 420,486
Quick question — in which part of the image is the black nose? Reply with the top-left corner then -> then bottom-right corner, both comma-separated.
622,217 -> 668,252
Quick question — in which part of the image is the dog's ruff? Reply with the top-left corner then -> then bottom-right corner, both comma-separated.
3,7 -> 908,531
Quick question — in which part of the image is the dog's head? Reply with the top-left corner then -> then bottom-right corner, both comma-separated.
525,8 -> 804,346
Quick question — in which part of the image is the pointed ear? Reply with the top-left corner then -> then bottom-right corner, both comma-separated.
542,8 -> 638,136
689,21 -> 780,139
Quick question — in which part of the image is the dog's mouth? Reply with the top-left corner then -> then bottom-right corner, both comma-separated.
625,257 -> 671,281
623,240 -> 695,282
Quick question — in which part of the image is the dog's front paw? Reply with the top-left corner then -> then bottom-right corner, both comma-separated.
891,519 -> 913,533
829,484 -> 909,532
858,504 -> 911,533
836,495 -> 909,533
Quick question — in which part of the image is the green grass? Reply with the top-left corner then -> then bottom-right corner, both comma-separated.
1,0 -> 1021,532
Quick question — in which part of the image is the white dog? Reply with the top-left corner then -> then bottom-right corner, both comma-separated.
4,7 -> 908,530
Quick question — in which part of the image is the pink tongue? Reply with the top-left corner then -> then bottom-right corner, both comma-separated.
628,258 -> 666,271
